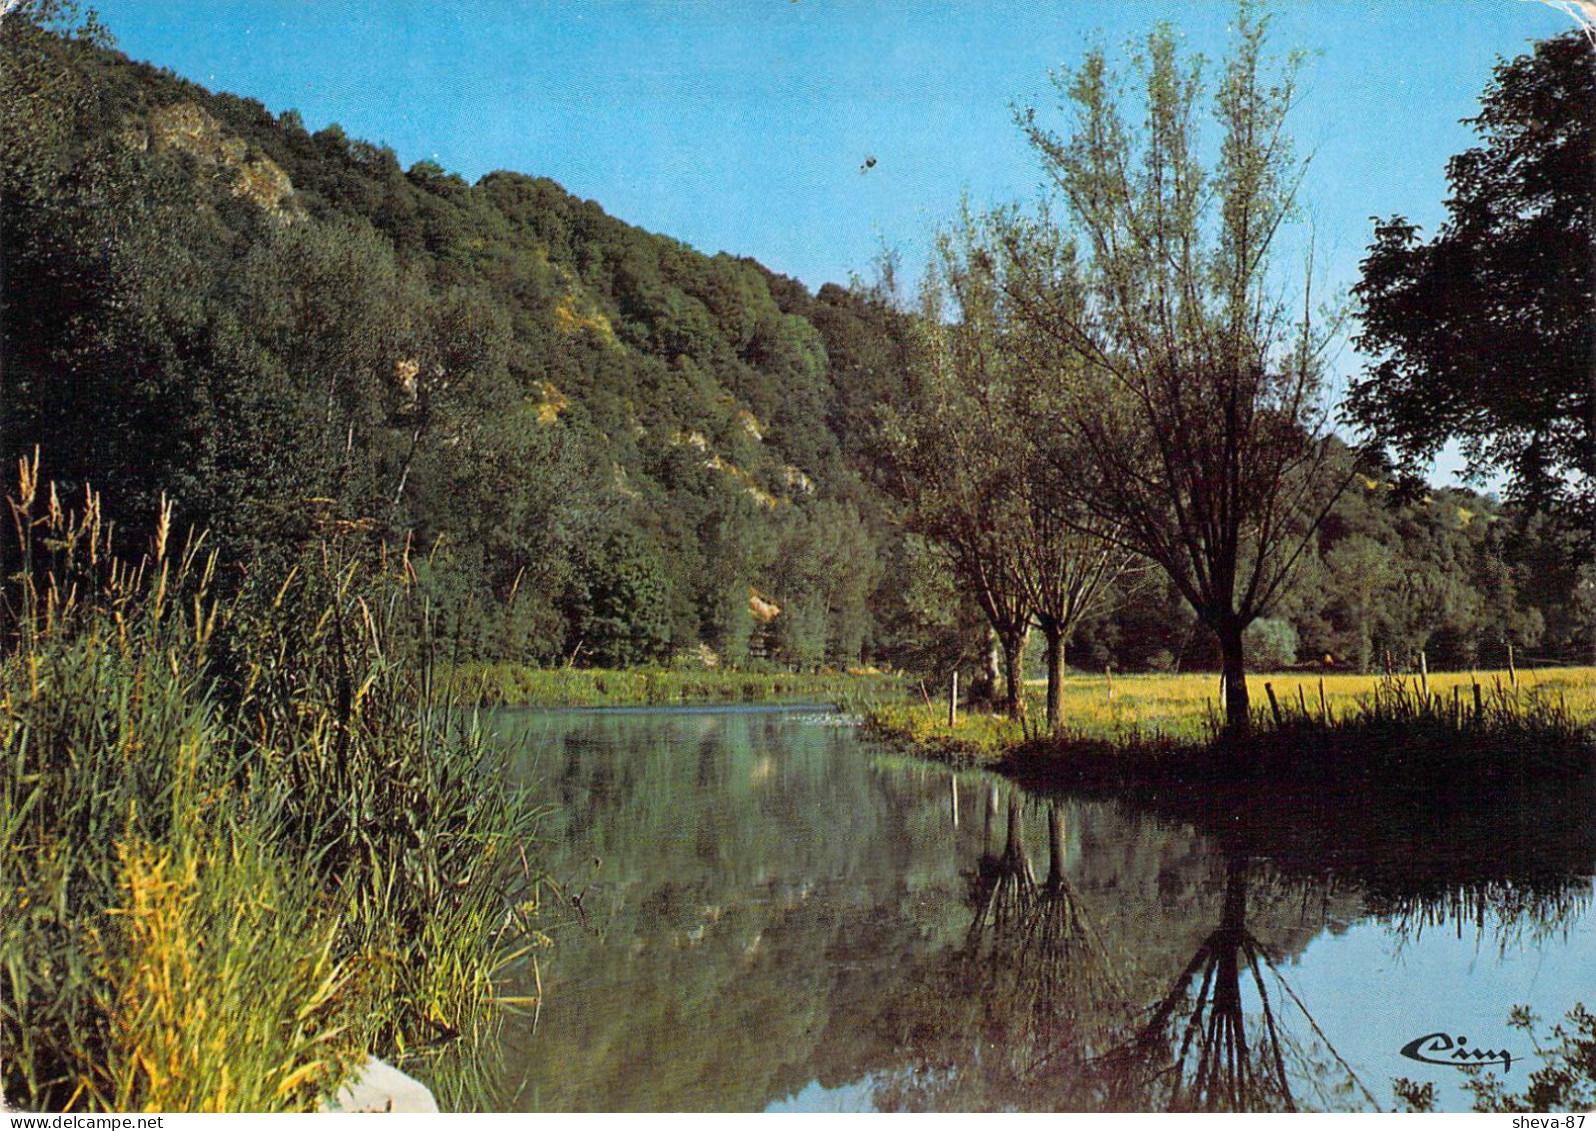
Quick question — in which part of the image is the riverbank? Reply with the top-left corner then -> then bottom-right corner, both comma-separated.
1,466 -> 538,1113
864,666 -> 1596,782
444,661 -> 903,709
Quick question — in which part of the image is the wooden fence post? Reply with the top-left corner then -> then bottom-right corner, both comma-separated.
948,671 -> 958,728
1265,683 -> 1284,728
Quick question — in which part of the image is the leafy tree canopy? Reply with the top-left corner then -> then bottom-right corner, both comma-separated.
1349,32 -> 1596,544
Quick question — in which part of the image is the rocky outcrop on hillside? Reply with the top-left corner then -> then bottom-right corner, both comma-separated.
143,101 -> 304,220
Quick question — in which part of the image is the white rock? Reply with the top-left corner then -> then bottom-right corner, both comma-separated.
321,1056 -> 439,1114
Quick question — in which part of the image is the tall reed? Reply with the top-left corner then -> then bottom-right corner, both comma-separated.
1243,672 -> 1593,784
1,453 -> 540,1111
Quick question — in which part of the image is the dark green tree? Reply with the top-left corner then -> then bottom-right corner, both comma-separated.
1348,32 -> 1596,544
566,527 -> 674,668
767,498 -> 881,669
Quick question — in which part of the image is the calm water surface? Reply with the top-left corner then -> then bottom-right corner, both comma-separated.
461,705 -> 1595,1113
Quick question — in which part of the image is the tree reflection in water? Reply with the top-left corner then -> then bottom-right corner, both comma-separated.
880,791 -> 1129,1110
1369,880 -> 1594,955
1100,856 -> 1377,1112
874,795 -> 1130,1110
878,800 -> 1375,1112
964,800 -> 1130,1067
491,710 -> 1593,1112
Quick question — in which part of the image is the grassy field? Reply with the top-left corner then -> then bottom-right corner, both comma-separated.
865,666 -> 1596,764
443,661 -> 902,709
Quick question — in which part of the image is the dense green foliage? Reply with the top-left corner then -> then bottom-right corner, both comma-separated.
0,7 -> 902,675
1349,32 -> 1595,543
1,8 -> 1590,682
1072,454 -> 1595,673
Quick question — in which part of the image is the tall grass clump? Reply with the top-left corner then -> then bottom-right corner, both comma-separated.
0,454 -> 540,1112
220,545 -> 541,1054
1241,673 -> 1594,786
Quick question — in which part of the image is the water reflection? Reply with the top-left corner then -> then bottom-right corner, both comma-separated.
874,800 -> 1102,1110
1098,856 -> 1384,1112
964,802 -> 1127,1053
1105,857 -> 1293,1110
458,706 -> 1594,1113
1374,881 -> 1595,952
1008,763 -> 1596,949
879,806 -> 1379,1111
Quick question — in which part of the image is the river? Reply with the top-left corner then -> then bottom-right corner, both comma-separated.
451,704 -> 1595,1113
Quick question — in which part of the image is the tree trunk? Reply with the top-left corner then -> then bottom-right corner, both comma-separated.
1046,805 -> 1066,890
969,629 -> 1000,706
999,626 -> 1029,719
1221,854 -> 1250,934
1002,799 -> 1026,872
1041,620 -> 1065,731
1218,623 -> 1251,735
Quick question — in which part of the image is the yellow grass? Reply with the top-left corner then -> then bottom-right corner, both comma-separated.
871,666 -> 1596,762
94,836 -> 351,1113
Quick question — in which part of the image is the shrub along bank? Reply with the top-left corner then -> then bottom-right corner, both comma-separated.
444,661 -> 900,709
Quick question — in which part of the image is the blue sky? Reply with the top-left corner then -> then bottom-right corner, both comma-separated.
85,1 -> 1578,474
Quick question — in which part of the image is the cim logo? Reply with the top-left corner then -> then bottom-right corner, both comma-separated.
1400,1031 -> 1514,1073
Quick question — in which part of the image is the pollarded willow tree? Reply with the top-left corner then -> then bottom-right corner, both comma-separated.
879,223 -> 1034,717
1003,253 -> 1131,730
1005,3 -> 1351,733
1019,470 -> 1129,731
881,209 -> 1123,724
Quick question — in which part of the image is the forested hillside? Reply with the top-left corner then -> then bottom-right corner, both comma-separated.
3,12 -> 1590,675
1,13 -> 933,672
